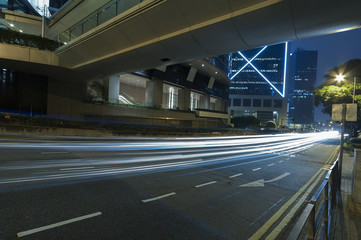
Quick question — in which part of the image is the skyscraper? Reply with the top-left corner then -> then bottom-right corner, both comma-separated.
288,48 -> 318,129
228,43 -> 288,126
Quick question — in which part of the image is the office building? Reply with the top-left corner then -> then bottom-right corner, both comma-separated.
0,0 -> 231,128
228,43 -> 288,126
288,48 -> 318,129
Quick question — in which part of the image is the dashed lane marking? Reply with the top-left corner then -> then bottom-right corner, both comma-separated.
252,168 -> 261,171
17,212 -> 102,238
229,173 -> 243,178
194,181 -> 217,188
141,192 -> 176,203
267,163 -> 275,167
249,146 -> 340,240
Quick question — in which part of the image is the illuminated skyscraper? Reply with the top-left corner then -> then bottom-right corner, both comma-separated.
288,48 -> 318,128
228,43 -> 288,126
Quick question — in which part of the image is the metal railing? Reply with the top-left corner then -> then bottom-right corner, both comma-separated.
287,157 -> 340,240
57,0 -> 144,44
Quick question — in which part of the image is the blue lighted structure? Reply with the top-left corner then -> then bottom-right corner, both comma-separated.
228,43 -> 289,125
230,42 -> 288,97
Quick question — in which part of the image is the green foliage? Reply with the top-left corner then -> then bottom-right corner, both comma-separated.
314,59 -> 361,135
314,59 -> 361,115
231,115 -> 260,128
314,85 -> 352,114
265,121 -> 277,129
0,28 -> 61,51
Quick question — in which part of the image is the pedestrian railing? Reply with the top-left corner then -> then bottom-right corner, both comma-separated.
287,157 -> 339,240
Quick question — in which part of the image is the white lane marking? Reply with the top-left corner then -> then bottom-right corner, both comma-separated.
239,172 -> 291,187
252,168 -> 261,171
41,152 -> 69,155
267,163 -> 275,167
265,172 -> 291,183
229,173 -> 243,178
141,192 -> 176,203
279,160 -> 284,163
59,166 -> 95,171
194,181 -> 217,188
17,212 -> 102,238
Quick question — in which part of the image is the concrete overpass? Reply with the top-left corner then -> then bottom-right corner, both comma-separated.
0,0 -> 360,127
49,0 -> 361,80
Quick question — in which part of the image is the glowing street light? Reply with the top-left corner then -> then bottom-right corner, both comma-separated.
336,74 -> 344,82
336,74 -> 357,103
335,74 -> 358,182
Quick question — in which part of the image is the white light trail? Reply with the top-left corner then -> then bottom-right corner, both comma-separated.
0,132 -> 339,185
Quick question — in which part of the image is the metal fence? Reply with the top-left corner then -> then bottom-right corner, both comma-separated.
287,155 -> 340,240
58,0 -> 145,43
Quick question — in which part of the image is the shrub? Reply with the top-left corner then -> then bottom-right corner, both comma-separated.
0,28 -> 61,51
231,116 -> 261,128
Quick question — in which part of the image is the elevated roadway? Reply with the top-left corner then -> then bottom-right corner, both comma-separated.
54,0 -> 361,79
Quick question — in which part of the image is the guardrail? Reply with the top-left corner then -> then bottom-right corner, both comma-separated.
287,156 -> 340,240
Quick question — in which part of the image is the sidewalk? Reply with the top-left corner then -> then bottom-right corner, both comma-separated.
334,150 -> 361,240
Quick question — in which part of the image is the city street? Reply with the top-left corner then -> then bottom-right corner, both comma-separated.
0,132 -> 339,240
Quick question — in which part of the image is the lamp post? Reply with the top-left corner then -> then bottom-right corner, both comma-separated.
335,74 -> 358,184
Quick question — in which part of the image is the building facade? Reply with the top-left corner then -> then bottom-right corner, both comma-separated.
228,43 -> 288,126
0,0 -> 231,128
287,48 -> 318,129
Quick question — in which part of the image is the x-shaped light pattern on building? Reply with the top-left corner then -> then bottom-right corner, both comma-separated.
230,42 -> 288,97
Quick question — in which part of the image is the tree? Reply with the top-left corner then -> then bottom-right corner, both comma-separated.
314,59 -> 361,135
231,115 -> 260,128
265,121 -> 277,129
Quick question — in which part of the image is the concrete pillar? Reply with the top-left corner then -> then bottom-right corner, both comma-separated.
180,88 -> 191,111
145,78 -> 163,107
200,94 -> 210,110
108,75 -> 120,103
352,149 -> 361,203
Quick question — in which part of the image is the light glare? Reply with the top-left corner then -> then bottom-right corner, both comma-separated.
336,74 -> 344,82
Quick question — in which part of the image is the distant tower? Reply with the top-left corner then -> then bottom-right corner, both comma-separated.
288,48 -> 318,129
228,43 -> 288,126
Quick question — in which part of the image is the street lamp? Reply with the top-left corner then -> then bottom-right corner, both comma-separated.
336,74 -> 357,103
335,74 -> 358,186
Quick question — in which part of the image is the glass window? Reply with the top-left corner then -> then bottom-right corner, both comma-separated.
274,100 -> 282,108
243,99 -> 251,107
253,99 -> 261,107
190,92 -> 200,111
263,99 -> 272,107
163,84 -> 178,109
233,98 -> 241,106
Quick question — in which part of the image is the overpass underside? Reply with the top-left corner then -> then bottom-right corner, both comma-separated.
53,0 -> 361,79
1,0 -> 361,128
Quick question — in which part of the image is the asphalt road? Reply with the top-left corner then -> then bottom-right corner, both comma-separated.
0,132 -> 340,240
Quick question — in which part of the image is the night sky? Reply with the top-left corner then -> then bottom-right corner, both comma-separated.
289,28 -> 361,121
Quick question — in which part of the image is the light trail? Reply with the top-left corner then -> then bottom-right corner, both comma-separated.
0,132 -> 339,185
